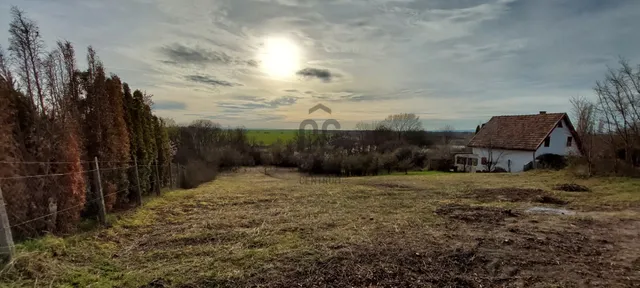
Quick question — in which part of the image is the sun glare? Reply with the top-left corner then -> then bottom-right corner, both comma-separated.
259,37 -> 301,79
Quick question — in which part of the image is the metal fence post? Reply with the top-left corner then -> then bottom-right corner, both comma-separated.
93,157 -> 106,225
0,185 -> 15,262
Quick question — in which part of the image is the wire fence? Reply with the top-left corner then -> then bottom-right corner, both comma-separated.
0,157 -> 185,259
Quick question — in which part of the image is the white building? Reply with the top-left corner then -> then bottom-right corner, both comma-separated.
457,111 -> 582,173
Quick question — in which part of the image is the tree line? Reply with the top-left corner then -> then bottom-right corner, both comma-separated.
0,7 -> 170,238
570,59 -> 640,177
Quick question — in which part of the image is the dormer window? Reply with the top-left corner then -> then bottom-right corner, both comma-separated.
557,121 -> 563,128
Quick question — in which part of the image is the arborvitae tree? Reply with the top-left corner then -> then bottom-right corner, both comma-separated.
0,81 -> 29,237
105,75 -> 130,208
81,47 -> 128,211
132,89 -> 151,194
475,125 -> 480,134
1,6 -> 175,236
122,83 -> 141,203
154,116 -> 171,187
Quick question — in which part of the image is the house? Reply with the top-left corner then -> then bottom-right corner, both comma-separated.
459,111 -> 581,173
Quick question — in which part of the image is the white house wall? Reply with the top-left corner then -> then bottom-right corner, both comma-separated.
471,147 -> 534,173
470,118 -> 581,173
534,118 -> 581,157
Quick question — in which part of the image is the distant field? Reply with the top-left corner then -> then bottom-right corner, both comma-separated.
246,129 -> 297,145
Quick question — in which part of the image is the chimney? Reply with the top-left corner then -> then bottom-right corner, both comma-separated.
539,111 -> 546,115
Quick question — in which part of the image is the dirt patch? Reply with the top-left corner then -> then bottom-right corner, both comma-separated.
471,188 -> 568,205
195,234 -> 636,288
435,204 -> 518,224
554,183 -> 591,192
536,195 -> 569,205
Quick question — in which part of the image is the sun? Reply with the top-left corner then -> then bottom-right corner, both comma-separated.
259,37 -> 301,78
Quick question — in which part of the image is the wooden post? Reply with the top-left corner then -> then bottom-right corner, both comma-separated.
93,157 -> 107,225
154,159 -> 161,196
134,156 -> 142,207
168,162 -> 173,189
0,186 -> 15,262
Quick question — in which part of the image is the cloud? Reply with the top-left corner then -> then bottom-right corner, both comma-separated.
154,100 -> 187,110
284,89 -> 299,93
305,89 -> 417,102
296,67 -> 336,82
184,75 -> 240,87
159,43 -> 257,67
217,96 -> 300,111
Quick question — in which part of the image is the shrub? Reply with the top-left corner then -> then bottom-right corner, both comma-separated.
412,149 -> 428,169
366,153 -> 382,175
397,158 -> 414,174
343,154 -> 365,176
180,160 -> 218,189
323,153 -> 343,176
380,153 -> 398,174
536,153 -> 567,170
492,166 -> 507,173
394,146 -> 415,162
219,147 -> 243,170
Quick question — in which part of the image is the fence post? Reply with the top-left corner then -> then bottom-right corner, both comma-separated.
93,157 -> 107,225
0,186 -> 15,262
154,159 -> 161,196
134,156 -> 142,207
168,162 -> 173,189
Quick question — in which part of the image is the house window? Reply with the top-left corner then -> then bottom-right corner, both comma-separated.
557,121 -> 563,128
481,157 -> 487,165
566,136 -> 573,147
471,158 -> 478,166
456,157 -> 466,165
544,136 -> 550,147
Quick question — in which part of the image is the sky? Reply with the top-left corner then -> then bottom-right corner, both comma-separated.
1,0 -> 639,130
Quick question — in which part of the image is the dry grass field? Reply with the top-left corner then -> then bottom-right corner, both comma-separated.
1,168 -> 639,287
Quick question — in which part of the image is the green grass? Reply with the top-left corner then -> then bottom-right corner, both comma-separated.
1,168 -> 639,287
246,129 -> 297,145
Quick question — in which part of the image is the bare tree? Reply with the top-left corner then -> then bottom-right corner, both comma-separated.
570,95 -> 596,175
594,58 -> 640,167
8,6 -> 45,111
477,122 -> 505,172
483,142 -> 506,172
381,113 -> 423,140
0,46 -> 15,88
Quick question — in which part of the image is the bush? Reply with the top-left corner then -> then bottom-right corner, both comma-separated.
380,153 -> 398,174
492,166 -> 507,173
366,153 -> 382,175
412,149 -> 428,169
536,153 -> 567,170
323,153 -> 343,176
180,160 -> 218,189
219,147 -> 243,170
298,151 -> 325,174
394,146 -> 415,162
343,154 -> 365,176
397,158 -> 414,174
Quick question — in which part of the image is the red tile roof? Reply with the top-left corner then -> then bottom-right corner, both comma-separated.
468,113 -> 571,151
